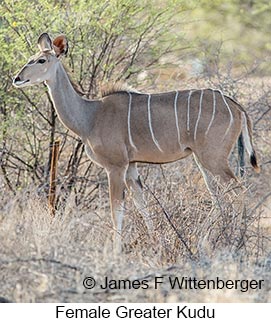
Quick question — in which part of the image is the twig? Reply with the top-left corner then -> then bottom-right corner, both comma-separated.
144,183 -> 196,260
248,191 -> 271,218
48,140 -> 60,217
0,257 -> 81,272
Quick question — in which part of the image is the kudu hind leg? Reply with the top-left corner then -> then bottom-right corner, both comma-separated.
193,152 -> 245,227
126,163 -> 154,233
193,154 -> 216,196
193,153 -> 236,196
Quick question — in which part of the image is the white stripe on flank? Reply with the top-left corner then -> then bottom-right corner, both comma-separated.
174,90 -> 182,149
194,89 -> 204,141
187,90 -> 193,132
205,89 -> 216,135
147,94 -> 163,152
219,90 -> 234,140
127,92 -> 137,150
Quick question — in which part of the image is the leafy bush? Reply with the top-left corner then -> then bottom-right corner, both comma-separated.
0,0 -> 185,200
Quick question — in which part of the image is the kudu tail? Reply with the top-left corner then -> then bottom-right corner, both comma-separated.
241,111 -> 260,174
237,133 -> 245,177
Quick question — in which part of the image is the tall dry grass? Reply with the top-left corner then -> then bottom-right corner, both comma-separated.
0,157 -> 270,302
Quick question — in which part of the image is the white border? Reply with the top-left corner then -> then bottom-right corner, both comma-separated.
0,303 -> 269,322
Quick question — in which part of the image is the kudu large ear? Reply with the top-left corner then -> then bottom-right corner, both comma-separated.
38,33 -> 53,52
53,35 -> 68,58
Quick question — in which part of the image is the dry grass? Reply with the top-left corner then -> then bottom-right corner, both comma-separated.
0,158 -> 270,303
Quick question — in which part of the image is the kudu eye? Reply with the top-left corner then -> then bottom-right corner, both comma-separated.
37,58 -> 46,64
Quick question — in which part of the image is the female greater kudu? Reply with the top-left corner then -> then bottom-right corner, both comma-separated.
13,33 -> 260,249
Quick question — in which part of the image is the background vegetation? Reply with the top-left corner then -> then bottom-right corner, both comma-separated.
0,0 -> 270,302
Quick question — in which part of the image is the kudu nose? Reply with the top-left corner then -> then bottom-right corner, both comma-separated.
14,76 -> 21,83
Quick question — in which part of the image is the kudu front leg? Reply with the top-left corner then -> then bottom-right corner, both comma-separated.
107,166 -> 127,252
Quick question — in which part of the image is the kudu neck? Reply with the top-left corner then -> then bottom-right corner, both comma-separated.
45,62 -> 97,138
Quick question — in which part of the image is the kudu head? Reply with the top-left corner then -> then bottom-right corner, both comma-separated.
13,33 -> 68,88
